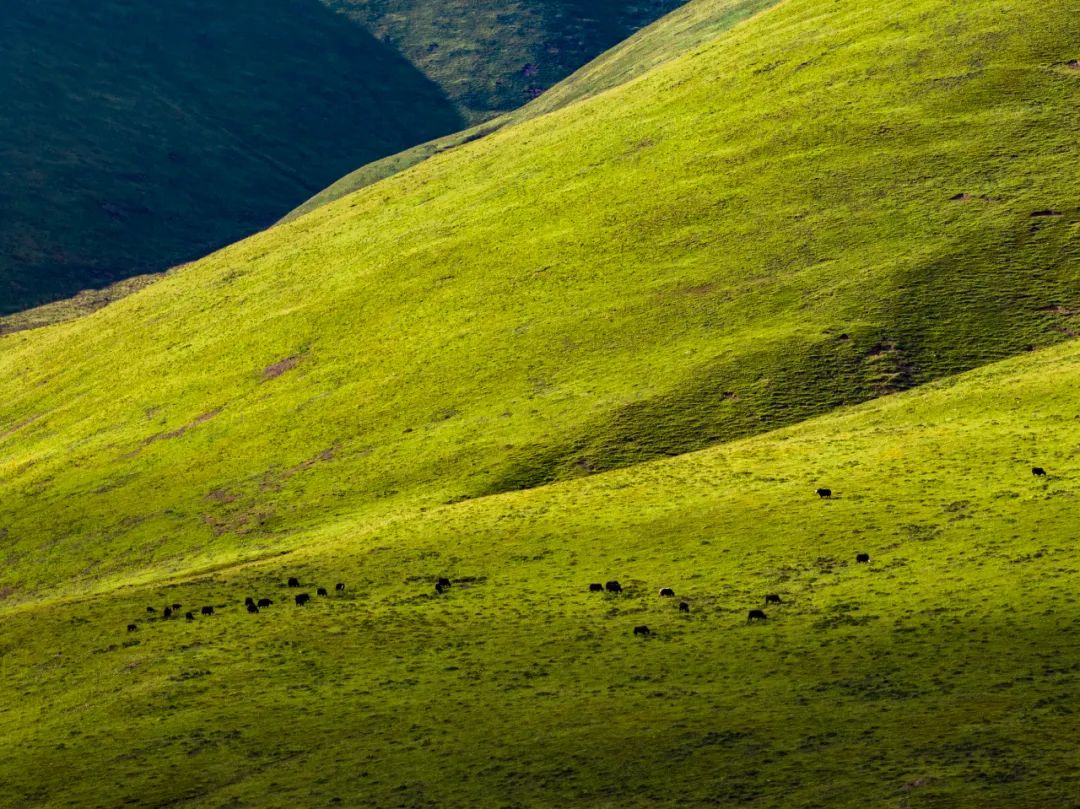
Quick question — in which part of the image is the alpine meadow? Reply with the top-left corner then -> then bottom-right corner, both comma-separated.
0,0 -> 1078,806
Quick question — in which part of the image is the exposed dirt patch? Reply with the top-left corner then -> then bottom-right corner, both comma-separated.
263,355 -> 302,381
1038,305 -> 1079,316
260,445 -> 340,492
1030,209 -> 1063,217
0,415 -> 40,443
0,586 -> 17,601
145,409 -> 222,445
205,488 -> 240,504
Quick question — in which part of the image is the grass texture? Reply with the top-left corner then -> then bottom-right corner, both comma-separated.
2,333 -> 1080,807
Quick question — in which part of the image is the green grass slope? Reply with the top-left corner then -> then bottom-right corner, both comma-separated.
284,0 -> 780,222
3,335 -> 1080,807
1,0 -> 1077,602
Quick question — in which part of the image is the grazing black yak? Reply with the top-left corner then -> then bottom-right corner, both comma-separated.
659,588 -> 675,597
605,581 -> 623,593
747,609 -> 767,622
816,488 -> 832,498
633,625 -> 651,636
765,594 -> 782,605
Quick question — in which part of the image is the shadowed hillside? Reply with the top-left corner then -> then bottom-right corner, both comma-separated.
1,0 -> 692,315
0,0 -> 466,314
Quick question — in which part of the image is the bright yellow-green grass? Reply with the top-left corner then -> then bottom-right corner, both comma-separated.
1,0 -> 1077,603
3,328 -> 1080,807
284,0 -> 782,222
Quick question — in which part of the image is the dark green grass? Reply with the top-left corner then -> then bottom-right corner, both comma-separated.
3,340 -> 1080,806
3,0 -> 690,315
0,0 -> 465,314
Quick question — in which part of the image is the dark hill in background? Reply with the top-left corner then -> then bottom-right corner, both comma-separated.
322,0 -> 686,123
0,0 -> 463,313
0,0 -> 683,314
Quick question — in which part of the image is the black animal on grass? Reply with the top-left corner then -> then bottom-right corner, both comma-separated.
589,583 -> 604,592
127,624 -> 138,632
201,606 -> 214,616
171,603 -> 181,610
295,593 -> 311,606
146,606 -> 156,614
659,587 -> 675,598
1032,467 -> 1047,477
679,602 -> 690,613
633,625 -> 651,636
288,577 -> 301,587
244,597 -> 255,608
257,598 -> 272,608
765,594 -> 782,605
747,609 -> 767,622
185,612 -> 195,621
435,582 -> 447,594
605,581 -> 623,593
335,583 -> 345,592
437,577 -> 452,588
247,603 -> 260,614
163,607 -> 173,619
816,488 -> 832,498
855,553 -> 870,563
317,587 -> 328,596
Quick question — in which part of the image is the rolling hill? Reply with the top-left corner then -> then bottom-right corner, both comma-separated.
0,0 -> 1078,804
0,0 -> 685,315
3,308 -> 1080,807
1,0 -> 1076,599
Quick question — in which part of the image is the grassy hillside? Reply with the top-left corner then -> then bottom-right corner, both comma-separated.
2,0 -> 686,315
285,0 -> 780,222
3,335 -> 1080,807
0,0 -> 1077,603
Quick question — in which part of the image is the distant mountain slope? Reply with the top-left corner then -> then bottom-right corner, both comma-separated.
0,0 -> 464,314
285,0 -> 779,222
320,0 -> 688,123
0,0 -> 1077,599
0,0 -> 686,315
